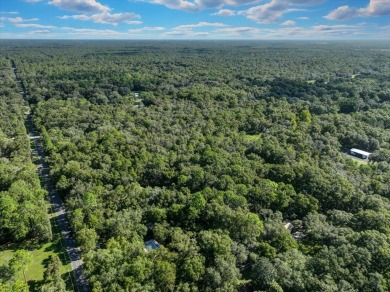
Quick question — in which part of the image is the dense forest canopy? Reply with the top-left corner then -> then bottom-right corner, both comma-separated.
0,53 -> 55,291
1,40 -> 390,291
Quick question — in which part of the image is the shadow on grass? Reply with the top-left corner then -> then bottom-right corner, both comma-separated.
63,268 -> 77,291
30,265 -> 77,292
41,256 -> 51,268
28,275 -> 76,292
0,239 -> 42,252
28,279 -> 45,292
0,265 -> 12,281
44,218 -> 71,267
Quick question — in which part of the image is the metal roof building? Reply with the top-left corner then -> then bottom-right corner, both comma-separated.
350,148 -> 371,159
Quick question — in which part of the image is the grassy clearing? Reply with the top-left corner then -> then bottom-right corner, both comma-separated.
243,134 -> 261,142
306,80 -> 316,84
0,217 -> 74,291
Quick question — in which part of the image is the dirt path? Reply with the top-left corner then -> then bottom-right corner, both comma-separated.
11,59 -> 90,292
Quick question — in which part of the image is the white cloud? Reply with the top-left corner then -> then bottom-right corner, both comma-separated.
240,0 -> 325,24
3,21 -> 387,40
62,27 -> 115,32
296,16 -> 308,19
288,0 -> 324,4
376,25 -> 390,37
194,32 -> 210,36
29,30 -> 51,34
197,0 -> 260,9
151,0 -> 199,12
0,12 -> 19,15
264,23 -> 368,38
325,0 -> 390,20
150,0 -> 260,12
61,26 -> 122,36
126,20 -> 143,25
163,31 -> 187,36
281,20 -> 296,26
15,23 -> 57,28
324,6 -> 358,20
173,21 -> 227,30
240,0 -> 288,23
212,9 -> 236,16
164,30 -> 210,37
0,17 -> 39,23
195,0 -> 225,9
216,26 -> 261,35
59,12 -> 140,25
129,26 -> 165,33
0,26 -> 129,39
164,21 -> 226,38
378,24 -> 390,30
363,0 -> 390,16
312,24 -> 359,34
49,0 -> 110,13
8,17 -> 24,23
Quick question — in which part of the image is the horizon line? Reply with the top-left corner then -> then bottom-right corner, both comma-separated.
1,38 -> 390,41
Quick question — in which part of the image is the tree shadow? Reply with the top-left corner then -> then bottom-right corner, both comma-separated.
1,239 -> 42,252
0,242 -> 16,252
28,279 -> 45,292
0,265 -> 12,282
41,256 -> 51,268
43,240 -> 70,266
63,268 -> 77,291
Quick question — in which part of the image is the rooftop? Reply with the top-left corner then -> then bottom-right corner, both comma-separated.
350,148 -> 371,157
144,239 -> 160,252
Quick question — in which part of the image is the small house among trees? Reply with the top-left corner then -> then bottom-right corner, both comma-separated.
350,148 -> 371,159
144,240 -> 160,252
284,222 -> 294,232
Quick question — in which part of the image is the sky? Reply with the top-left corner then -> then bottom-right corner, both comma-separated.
0,0 -> 389,39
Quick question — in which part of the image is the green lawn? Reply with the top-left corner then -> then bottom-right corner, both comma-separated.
0,217 -> 75,291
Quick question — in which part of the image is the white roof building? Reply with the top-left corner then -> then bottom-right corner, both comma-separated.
284,222 -> 294,232
350,148 -> 371,158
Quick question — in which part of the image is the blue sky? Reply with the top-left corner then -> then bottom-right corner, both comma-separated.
0,0 -> 389,39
